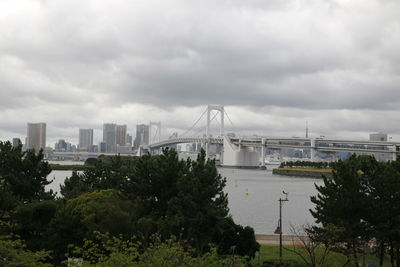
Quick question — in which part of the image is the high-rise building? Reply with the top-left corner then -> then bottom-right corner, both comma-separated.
103,123 -> 117,152
126,134 -> 133,146
55,139 -> 67,151
26,122 -> 46,151
12,138 -> 22,148
134,124 -> 149,149
116,125 -> 127,146
79,128 -> 94,151
99,141 -> 107,153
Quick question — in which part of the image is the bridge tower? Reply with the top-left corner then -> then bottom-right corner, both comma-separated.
205,105 -> 224,158
149,121 -> 161,144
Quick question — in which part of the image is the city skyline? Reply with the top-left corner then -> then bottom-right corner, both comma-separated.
0,1 -> 399,145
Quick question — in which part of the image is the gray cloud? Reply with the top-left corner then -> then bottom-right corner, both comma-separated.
0,0 -> 400,144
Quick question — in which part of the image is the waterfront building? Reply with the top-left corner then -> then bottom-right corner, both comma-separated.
116,125 -> 127,146
103,123 -> 117,152
134,124 -> 149,149
12,138 -> 22,148
79,128 -> 94,151
26,122 -> 46,152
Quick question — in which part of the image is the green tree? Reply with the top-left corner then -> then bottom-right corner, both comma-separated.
310,154 -> 375,266
13,200 -> 60,251
0,141 -> 53,208
68,232 -> 232,267
0,235 -> 52,267
366,158 -> 400,266
47,189 -> 137,262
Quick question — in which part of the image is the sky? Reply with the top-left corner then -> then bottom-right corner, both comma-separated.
0,0 -> 399,146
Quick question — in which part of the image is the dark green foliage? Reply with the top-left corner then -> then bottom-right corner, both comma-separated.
0,141 -> 53,207
60,171 -> 91,199
13,200 -> 60,251
58,148 -> 259,259
309,154 -> 400,266
310,155 -> 374,265
0,235 -> 52,267
84,157 -> 98,166
47,189 -> 138,261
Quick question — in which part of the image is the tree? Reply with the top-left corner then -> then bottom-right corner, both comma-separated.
0,141 -> 53,209
310,154 -> 375,266
13,200 -> 60,251
0,235 -> 52,267
366,159 -> 400,266
68,232 -> 232,267
47,189 -> 138,263
58,148 -> 259,258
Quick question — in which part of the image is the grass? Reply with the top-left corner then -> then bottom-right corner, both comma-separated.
49,164 -> 94,171
277,167 -> 332,173
251,244 -> 390,266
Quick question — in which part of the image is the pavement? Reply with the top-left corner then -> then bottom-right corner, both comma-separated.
256,234 -> 308,245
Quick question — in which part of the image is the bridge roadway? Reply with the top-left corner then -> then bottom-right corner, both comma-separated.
48,136 -> 400,161
149,136 -> 400,155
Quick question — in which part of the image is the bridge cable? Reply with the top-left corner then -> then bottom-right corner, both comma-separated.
193,111 -> 220,137
224,109 -> 234,126
179,107 -> 208,137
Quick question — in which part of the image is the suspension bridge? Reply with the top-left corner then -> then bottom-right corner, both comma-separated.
49,105 -> 400,167
148,105 -> 400,167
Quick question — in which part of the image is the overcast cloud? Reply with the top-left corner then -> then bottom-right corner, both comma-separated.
0,0 -> 399,145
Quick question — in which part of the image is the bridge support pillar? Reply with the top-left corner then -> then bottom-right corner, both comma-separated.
261,138 -> 265,168
310,139 -> 316,162
392,145 -> 397,161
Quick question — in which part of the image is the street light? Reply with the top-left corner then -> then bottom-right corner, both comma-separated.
274,191 -> 289,265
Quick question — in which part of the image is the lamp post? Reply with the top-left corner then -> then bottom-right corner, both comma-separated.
274,191 -> 289,265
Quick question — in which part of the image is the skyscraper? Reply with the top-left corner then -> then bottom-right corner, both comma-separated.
134,124 -> 149,149
116,125 -> 127,146
26,122 -> 46,151
79,128 -> 94,150
103,123 -> 117,152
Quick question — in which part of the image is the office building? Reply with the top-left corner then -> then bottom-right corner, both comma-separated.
26,122 -> 46,151
126,134 -> 133,146
103,123 -> 117,152
134,124 -> 149,149
99,141 -> 107,153
116,125 -> 127,146
79,128 -> 94,151
370,133 -> 388,142
55,139 -> 67,151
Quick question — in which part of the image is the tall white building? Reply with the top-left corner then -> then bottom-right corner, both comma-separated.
79,129 -> 93,151
103,123 -> 117,152
26,122 -> 46,152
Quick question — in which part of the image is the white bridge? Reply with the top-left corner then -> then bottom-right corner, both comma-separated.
49,105 -> 400,167
149,135 -> 400,167
147,105 -> 400,167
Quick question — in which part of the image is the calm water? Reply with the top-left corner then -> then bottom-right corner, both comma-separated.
47,164 -> 322,234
